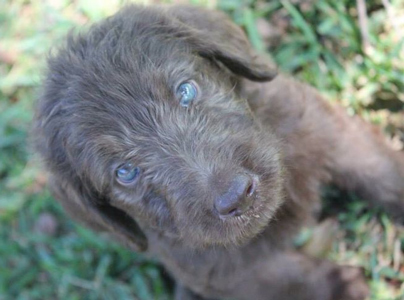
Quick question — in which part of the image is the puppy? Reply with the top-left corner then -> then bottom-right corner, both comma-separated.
33,4 -> 404,300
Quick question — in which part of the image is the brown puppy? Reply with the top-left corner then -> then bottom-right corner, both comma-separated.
33,4 -> 404,300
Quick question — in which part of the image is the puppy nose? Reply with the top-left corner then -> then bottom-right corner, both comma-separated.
214,174 -> 256,217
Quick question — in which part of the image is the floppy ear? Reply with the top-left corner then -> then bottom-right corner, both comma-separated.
167,5 -> 277,82
49,175 -> 147,252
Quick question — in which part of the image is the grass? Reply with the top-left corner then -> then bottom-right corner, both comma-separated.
0,0 -> 403,299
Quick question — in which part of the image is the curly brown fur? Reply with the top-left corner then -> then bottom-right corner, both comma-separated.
33,4 -> 404,300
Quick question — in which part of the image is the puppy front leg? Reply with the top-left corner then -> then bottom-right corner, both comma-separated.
175,283 -> 218,300
233,251 -> 369,300
327,106 -> 404,222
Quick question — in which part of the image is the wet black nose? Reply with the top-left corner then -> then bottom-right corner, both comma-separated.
214,174 -> 256,217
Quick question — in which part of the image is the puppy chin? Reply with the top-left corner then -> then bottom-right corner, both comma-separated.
179,198 -> 280,250
224,201 -> 281,247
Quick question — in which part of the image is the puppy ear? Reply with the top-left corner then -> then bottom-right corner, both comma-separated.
167,5 -> 277,82
49,176 -> 147,252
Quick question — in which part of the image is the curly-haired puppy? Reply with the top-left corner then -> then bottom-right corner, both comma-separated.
33,4 -> 404,300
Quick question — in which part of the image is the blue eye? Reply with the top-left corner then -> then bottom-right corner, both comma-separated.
176,81 -> 198,107
116,163 -> 140,184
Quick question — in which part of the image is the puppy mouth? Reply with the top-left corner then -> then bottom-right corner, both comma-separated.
219,201 -> 266,222
213,197 -> 275,248
178,168 -> 282,248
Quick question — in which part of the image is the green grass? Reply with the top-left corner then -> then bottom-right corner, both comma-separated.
0,0 -> 403,299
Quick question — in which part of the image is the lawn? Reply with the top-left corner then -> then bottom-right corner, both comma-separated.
0,0 -> 403,299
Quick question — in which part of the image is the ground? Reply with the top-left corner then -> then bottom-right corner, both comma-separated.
0,0 -> 403,299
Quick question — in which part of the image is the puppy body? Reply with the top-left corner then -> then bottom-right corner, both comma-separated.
34,5 -> 404,300
152,76 -> 404,300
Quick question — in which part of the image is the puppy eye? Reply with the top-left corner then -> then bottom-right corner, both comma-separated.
116,163 -> 140,184
176,81 -> 198,107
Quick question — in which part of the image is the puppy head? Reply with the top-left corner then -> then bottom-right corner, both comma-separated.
34,5 -> 284,251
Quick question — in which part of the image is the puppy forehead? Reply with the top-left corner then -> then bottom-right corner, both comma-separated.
53,7 -> 222,162
72,60 -> 198,158
62,7 -> 199,91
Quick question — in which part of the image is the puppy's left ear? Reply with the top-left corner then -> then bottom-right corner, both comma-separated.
49,176 -> 148,252
167,5 -> 277,82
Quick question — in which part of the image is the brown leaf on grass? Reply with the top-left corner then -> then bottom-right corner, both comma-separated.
256,18 -> 284,47
0,46 -> 17,65
302,218 -> 339,257
35,212 -> 58,237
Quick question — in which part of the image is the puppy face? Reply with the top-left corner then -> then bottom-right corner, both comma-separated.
34,5 -> 284,250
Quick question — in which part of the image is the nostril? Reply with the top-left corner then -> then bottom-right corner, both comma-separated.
246,185 -> 252,196
228,208 -> 238,216
246,181 -> 255,197
214,200 -> 239,217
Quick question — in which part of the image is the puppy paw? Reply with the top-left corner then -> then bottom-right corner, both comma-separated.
329,266 -> 369,300
384,200 -> 404,225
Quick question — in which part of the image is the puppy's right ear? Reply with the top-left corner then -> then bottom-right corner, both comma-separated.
167,5 -> 277,82
49,175 -> 148,252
